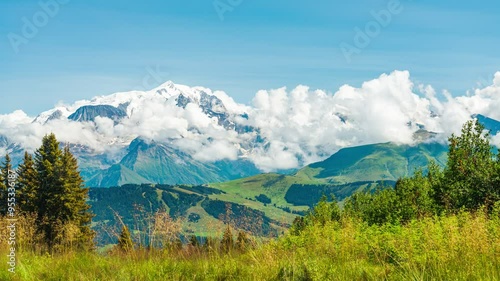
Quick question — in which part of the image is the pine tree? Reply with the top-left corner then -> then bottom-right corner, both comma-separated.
34,133 -> 63,247
189,235 -> 200,248
220,225 -> 234,253
0,158 -> 5,216
33,134 -> 94,250
59,145 -> 94,248
17,151 -> 38,213
203,237 -> 217,252
0,154 -> 12,215
236,231 -> 249,251
117,225 -> 134,252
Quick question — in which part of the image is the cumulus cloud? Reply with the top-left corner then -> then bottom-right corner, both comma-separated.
245,71 -> 439,167
192,139 -> 238,162
1,70 -> 500,172
0,110 -> 104,153
492,133 -> 500,148
249,141 -> 300,172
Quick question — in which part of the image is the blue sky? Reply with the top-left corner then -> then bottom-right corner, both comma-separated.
1,0 -> 500,115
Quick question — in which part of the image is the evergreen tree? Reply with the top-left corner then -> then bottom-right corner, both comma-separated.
60,145 -> 94,248
202,237 -> 217,252
236,231 -> 249,251
0,158 -> 5,216
117,225 -> 134,252
33,134 -> 94,249
290,216 -> 306,235
189,235 -> 200,248
220,225 -> 234,253
34,134 -> 63,247
0,154 -> 12,215
16,151 -> 38,213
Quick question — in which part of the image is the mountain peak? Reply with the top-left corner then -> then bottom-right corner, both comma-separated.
153,80 -> 176,94
151,81 -> 212,101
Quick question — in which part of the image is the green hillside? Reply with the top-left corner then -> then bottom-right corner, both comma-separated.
89,183 -> 297,245
211,142 -> 448,206
304,142 -> 448,183
89,141 -> 449,243
87,164 -> 152,187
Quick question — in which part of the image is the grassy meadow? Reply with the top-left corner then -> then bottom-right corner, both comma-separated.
2,211 -> 500,280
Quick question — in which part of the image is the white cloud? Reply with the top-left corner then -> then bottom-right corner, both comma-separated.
491,133 -> 500,148
249,141 -> 299,172
1,70 -> 500,171
192,139 -> 238,162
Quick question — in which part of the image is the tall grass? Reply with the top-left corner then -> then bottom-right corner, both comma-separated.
2,210 -> 500,280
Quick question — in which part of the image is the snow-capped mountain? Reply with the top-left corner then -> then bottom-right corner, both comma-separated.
2,70 -> 500,187
28,81 -> 258,156
33,81 -> 248,125
2,81 -> 264,186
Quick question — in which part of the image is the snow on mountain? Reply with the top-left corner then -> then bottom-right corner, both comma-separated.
32,81 -> 249,128
2,70 -> 500,175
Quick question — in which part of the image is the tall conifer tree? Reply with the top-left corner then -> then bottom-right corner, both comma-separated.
0,158 -> 5,216
17,151 -> 38,213
117,225 -> 134,252
0,154 -> 12,215
60,145 -> 94,247
33,134 -> 94,249
34,133 -> 63,246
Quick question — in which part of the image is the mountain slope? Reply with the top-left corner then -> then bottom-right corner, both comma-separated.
211,142 -> 449,206
87,164 -> 152,187
89,183 -> 291,245
87,138 -> 261,187
68,105 -> 128,123
305,142 -> 448,183
120,138 -> 223,185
